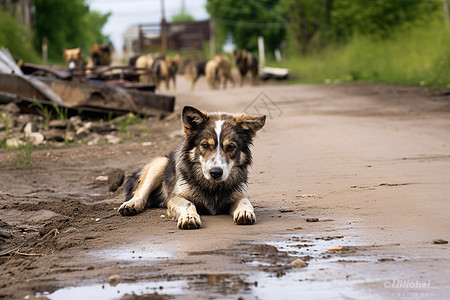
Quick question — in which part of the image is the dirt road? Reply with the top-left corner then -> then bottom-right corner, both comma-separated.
1,78 -> 449,299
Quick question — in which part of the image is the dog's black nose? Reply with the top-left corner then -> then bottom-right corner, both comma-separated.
210,167 -> 223,179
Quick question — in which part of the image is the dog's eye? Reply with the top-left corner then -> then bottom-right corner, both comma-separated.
225,144 -> 236,152
201,143 -> 209,149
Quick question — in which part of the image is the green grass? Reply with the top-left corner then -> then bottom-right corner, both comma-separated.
272,16 -> 450,88
12,143 -> 34,169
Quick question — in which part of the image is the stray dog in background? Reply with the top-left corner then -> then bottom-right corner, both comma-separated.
135,53 -> 159,84
119,106 -> 266,229
205,59 -> 220,89
214,54 -> 235,89
134,53 -> 179,90
232,50 -> 259,86
185,60 -> 208,90
63,47 -> 84,73
152,54 -> 180,90
186,55 -> 234,90
89,43 -> 112,66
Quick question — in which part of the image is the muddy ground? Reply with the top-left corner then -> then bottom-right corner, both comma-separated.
1,77 -> 450,299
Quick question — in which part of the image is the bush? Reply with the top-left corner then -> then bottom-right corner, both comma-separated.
0,9 -> 40,63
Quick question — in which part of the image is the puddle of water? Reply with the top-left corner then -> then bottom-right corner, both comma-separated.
89,241 -> 176,265
94,247 -> 175,261
40,279 -> 186,300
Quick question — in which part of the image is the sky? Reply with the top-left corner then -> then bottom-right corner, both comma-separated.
88,0 -> 209,53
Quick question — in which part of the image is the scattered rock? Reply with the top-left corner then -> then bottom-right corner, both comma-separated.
306,218 -> 319,222
290,258 -> 307,268
28,132 -> 45,146
23,122 -> 38,137
108,168 -> 124,192
1,102 -> 20,114
6,137 -> 24,148
75,126 -> 91,139
43,129 -> 65,141
69,115 -> 83,130
49,119 -> 68,129
433,239 -> 448,245
95,176 -> 109,182
108,274 -> 121,287
105,134 -> 120,145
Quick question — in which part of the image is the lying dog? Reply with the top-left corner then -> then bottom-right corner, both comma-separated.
119,106 -> 266,229
232,50 -> 259,86
63,47 -> 84,73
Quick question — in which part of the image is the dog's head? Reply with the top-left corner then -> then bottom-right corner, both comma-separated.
181,106 -> 265,183
63,48 -> 83,69
232,50 -> 248,70
166,54 -> 180,76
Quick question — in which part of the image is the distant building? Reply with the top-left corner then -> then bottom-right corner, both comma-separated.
123,20 -> 210,57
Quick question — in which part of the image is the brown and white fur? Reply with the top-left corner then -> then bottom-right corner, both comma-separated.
119,106 -> 266,229
63,47 -> 84,73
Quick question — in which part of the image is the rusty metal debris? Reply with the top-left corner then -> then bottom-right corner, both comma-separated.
0,49 -> 174,118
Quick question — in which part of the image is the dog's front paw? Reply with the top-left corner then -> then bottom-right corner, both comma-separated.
118,200 -> 145,216
177,212 -> 201,229
234,209 -> 255,225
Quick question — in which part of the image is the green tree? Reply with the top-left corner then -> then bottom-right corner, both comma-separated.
207,0 -> 286,55
0,9 -> 39,62
33,0 -> 110,62
280,0 -> 440,54
171,10 -> 196,23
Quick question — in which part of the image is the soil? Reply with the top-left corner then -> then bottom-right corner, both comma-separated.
1,77 -> 450,299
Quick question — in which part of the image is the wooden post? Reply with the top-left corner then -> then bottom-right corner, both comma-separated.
42,37 -> 48,64
258,36 -> 265,67
161,0 -> 167,56
209,18 -> 215,57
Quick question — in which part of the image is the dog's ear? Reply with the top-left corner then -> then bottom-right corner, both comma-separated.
182,106 -> 208,135
235,114 -> 266,137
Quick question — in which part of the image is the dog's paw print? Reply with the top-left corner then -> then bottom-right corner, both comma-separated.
177,212 -> 201,229
234,209 -> 255,225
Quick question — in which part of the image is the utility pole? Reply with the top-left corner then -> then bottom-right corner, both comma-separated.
161,0 -> 167,56
209,18 -> 215,57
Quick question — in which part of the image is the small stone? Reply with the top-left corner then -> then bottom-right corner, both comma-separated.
108,274 -> 121,287
28,132 -> 45,146
75,127 -> 91,139
6,138 -> 24,148
142,142 -> 153,146
95,218 -> 101,222
43,129 -> 65,141
105,134 -> 120,144
108,168 -> 124,192
433,239 -> 448,245
49,119 -> 68,129
64,131 -> 75,142
23,122 -> 38,136
306,218 -> 319,222
290,258 -> 307,268
95,176 -> 109,181
1,102 -> 20,114
69,115 -> 83,129
160,215 -> 166,218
